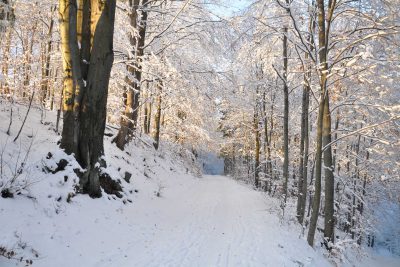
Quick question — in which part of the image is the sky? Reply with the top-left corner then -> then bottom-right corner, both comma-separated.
208,0 -> 252,18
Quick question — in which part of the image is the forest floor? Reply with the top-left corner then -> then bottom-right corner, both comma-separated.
1,103 -> 399,267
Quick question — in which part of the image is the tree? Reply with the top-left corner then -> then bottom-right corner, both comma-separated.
59,0 -> 117,197
0,0 -> 15,33
152,79 -> 162,150
281,1 -> 289,204
307,0 -> 333,247
114,0 -> 149,150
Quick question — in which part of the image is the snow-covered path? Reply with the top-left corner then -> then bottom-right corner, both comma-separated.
1,174 -> 331,267
3,170 -> 399,267
95,175 -> 330,267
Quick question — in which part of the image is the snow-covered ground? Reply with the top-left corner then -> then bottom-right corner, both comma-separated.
1,171 -> 330,267
1,102 -> 399,267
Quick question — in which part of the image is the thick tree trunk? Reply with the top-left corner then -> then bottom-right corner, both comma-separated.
59,0 -> 76,155
307,88 -> 325,247
322,0 -> 337,246
59,0 -> 116,197
308,0 -> 327,247
79,0 -> 116,197
323,95 -> 335,243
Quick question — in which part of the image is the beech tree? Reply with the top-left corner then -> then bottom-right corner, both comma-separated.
59,0 -> 117,197
114,0 -> 149,150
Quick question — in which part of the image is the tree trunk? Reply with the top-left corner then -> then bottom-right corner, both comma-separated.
307,88 -> 325,247
296,12 -> 314,224
40,5 -> 56,106
308,0 -> 328,247
143,82 -> 152,135
254,109 -> 260,188
323,95 -> 335,243
297,73 -> 310,224
152,80 -> 162,150
114,0 -> 148,149
1,28 -> 12,95
282,24 -> 289,203
301,91 -> 310,219
59,0 -> 76,155
262,91 -> 273,189
59,0 -> 116,197
143,91 -> 149,134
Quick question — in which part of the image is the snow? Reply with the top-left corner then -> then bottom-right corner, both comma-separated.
0,103 -> 399,267
0,171 -> 329,267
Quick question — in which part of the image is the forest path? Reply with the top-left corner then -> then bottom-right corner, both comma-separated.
96,175 -> 329,267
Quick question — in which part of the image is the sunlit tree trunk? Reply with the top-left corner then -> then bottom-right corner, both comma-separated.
323,95 -> 334,243
115,0 -> 148,149
59,0 -> 75,154
308,0 -> 328,247
59,0 -> 116,197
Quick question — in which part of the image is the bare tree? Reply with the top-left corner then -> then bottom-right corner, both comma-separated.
59,0 -> 117,197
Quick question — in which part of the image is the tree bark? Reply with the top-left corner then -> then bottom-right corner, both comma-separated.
153,80 -> 162,150
308,0 -> 328,247
114,0 -> 148,149
254,108 -> 260,188
59,0 -> 116,197
282,24 -> 289,203
1,28 -> 12,95
262,91 -> 273,189
143,91 -> 150,134
297,12 -> 314,224
297,73 -> 310,224
59,0 -> 76,155
323,95 -> 335,243
40,5 -> 56,106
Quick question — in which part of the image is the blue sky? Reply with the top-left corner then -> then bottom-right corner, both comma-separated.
208,0 -> 252,17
